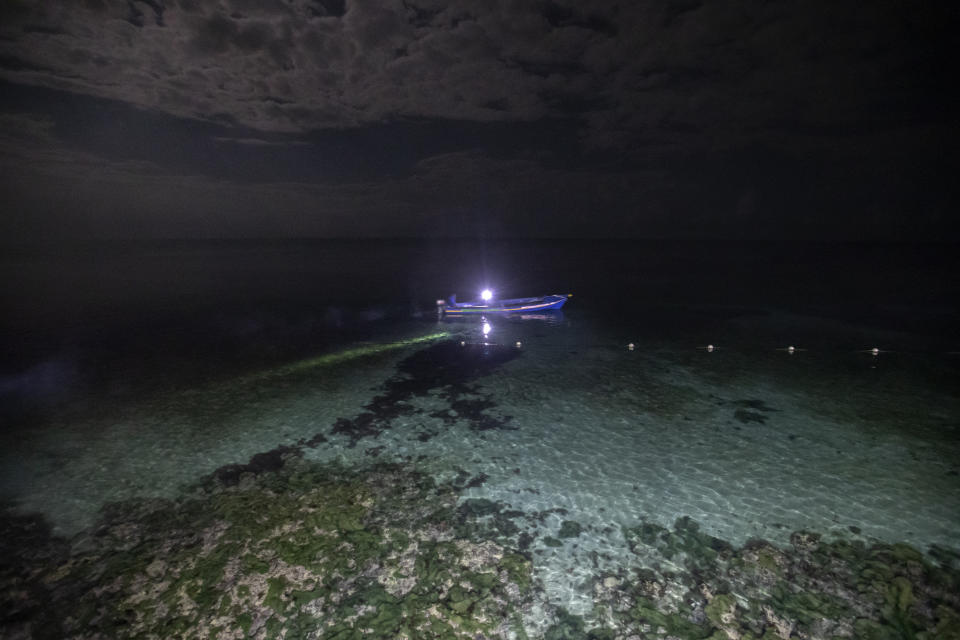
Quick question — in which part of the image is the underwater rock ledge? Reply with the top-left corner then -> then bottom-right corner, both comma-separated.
1,453 -> 958,639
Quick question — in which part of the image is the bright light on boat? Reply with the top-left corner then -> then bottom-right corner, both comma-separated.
482,321 -> 492,336
481,289 -> 493,301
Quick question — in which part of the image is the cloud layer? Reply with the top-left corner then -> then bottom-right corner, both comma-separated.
0,0 -> 956,239
2,1 -> 950,140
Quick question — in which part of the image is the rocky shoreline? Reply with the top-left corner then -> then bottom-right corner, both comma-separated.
2,448 -> 958,640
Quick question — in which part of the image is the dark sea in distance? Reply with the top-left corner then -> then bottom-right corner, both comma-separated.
2,238 -> 957,418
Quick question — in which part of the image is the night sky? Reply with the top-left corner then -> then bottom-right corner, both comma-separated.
0,0 -> 956,241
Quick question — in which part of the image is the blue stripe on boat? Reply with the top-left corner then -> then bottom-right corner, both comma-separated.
442,293 -> 570,314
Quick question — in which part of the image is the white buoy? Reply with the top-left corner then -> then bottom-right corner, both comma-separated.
777,345 -> 805,354
515,341 -> 522,348
460,341 -> 466,347
871,347 -> 880,356
706,344 -> 715,353
627,343 -> 635,351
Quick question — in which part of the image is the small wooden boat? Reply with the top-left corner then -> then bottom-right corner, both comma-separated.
442,293 -> 570,315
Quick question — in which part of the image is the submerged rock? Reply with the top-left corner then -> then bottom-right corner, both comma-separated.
0,459 -> 534,639
330,340 -> 519,446
557,520 -> 583,539
600,518 -> 960,640
213,445 -> 301,486
2,457 -> 957,639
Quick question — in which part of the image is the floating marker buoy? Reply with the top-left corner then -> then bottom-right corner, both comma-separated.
628,343 -> 635,351
515,341 -> 522,348
460,341 -> 466,347
777,345 -> 805,354
871,347 -> 880,356
706,344 -> 715,353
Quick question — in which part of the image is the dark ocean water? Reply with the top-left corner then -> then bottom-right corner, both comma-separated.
2,239 -> 956,416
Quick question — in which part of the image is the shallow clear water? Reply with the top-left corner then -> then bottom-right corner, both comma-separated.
1,239 -> 958,620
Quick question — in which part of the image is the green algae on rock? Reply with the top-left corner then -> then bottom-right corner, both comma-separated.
0,456 -> 534,639
589,518 -> 960,640
557,520 -> 583,539
2,455 -> 959,640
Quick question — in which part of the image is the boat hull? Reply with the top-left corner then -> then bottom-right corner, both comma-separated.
442,294 -> 570,315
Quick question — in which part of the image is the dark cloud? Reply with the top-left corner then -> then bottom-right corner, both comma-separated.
3,0 -> 948,137
541,1 -> 617,36
193,14 -> 240,54
313,0 -> 347,19
126,0 -> 165,28
0,0 -> 599,129
0,0 -> 956,239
